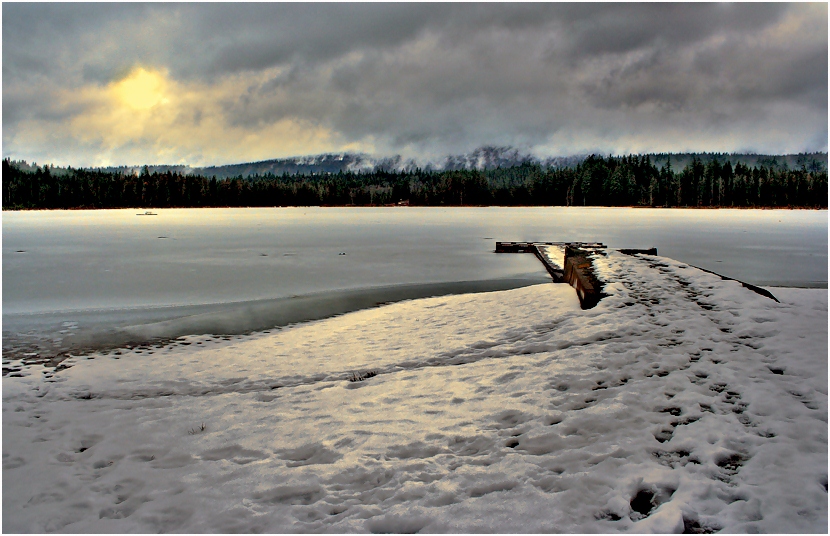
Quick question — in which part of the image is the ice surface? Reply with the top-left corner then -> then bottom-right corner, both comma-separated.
5,207 -> 825,361
4,208 -> 826,316
3,207 -> 827,360
3,252 -> 826,533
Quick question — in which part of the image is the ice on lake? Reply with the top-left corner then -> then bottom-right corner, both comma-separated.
3,207 -> 826,359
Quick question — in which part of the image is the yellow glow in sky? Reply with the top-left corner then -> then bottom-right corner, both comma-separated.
113,68 -> 168,110
10,65 -> 372,167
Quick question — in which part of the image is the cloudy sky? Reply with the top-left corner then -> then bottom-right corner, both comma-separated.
3,3 -> 827,167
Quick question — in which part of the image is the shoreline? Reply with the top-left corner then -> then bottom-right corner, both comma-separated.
2,275 -> 550,369
4,271 -> 827,373
3,277 -> 826,376
4,277 -> 825,372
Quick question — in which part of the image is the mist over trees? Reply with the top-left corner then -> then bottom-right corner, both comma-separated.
3,154 -> 827,210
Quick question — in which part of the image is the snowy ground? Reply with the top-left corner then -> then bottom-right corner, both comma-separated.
3,251 -> 827,533
535,244 -> 566,271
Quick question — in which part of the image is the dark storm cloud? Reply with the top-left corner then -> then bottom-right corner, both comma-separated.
3,3 -> 154,80
2,3 -> 826,166
201,4 -> 445,75
558,3 -> 788,59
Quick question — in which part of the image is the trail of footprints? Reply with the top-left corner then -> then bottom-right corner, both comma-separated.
595,253 -> 797,529
313,251 -> 791,531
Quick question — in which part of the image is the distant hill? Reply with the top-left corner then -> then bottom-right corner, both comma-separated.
8,147 -> 827,179
165,146 -> 589,178
645,153 -> 827,174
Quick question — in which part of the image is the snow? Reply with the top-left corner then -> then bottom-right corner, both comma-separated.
2,251 -> 827,533
535,244 -> 566,271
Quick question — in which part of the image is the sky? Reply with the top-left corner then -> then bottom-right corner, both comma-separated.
2,2 -> 828,168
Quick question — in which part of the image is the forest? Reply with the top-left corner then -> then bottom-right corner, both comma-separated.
3,154 -> 827,209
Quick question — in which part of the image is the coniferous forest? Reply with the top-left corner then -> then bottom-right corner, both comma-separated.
3,154 -> 827,210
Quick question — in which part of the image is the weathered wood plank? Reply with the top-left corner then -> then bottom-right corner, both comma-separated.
563,246 -> 604,309
496,241 -> 609,309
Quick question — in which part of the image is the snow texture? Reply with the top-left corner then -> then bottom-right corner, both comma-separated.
3,252 -> 827,533
535,245 -> 566,271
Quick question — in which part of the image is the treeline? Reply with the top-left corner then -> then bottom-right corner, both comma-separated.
3,155 -> 827,209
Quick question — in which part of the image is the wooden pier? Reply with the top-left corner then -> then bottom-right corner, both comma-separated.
496,241 -> 655,309
495,241 -> 606,254
496,241 -> 778,308
495,242 -> 606,283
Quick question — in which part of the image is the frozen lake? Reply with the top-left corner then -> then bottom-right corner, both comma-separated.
3,207 -> 827,357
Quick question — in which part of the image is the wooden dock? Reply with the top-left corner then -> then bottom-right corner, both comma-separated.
495,241 -> 606,254
496,241 -> 778,307
495,242 -> 606,283
496,241 -> 655,309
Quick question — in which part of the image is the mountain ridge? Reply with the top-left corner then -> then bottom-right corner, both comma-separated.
9,146 -> 827,179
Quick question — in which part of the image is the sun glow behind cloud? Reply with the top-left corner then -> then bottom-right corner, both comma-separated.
113,67 -> 169,110
8,66 -> 366,167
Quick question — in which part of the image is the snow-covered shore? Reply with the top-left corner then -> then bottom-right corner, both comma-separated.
3,252 -> 827,533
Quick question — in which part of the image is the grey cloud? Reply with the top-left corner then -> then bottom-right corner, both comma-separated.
2,79 -> 95,126
558,3 -> 787,59
688,29 -> 827,108
187,3 -> 448,77
3,3 -> 155,79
